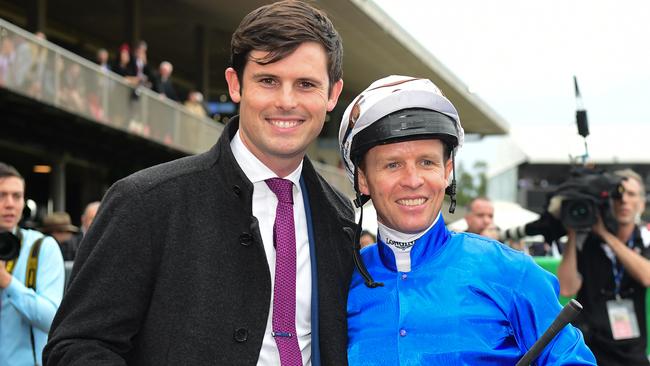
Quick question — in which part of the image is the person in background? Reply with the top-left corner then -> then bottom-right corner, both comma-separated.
80,201 -> 100,234
62,201 -> 100,262
558,168 -> 650,366
339,75 -> 596,365
44,2 -> 353,365
113,43 -> 138,86
464,196 -> 494,235
480,222 -> 501,241
359,230 -> 376,249
184,90 -> 207,118
131,40 -> 154,89
153,61 -> 179,101
39,212 -> 80,261
96,48 -> 111,73
0,162 -> 65,365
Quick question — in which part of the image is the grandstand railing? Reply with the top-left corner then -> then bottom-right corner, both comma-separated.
0,18 -> 354,197
0,18 -> 222,155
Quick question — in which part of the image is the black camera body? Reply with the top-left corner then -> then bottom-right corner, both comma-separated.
0,231 -> 21,261
501,77 -> 623,245
548,167 -> 622,232
500,167 -> 622,245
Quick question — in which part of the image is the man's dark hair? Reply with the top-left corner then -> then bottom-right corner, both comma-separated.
0,162 -> 23,181
230,0 -> 343,93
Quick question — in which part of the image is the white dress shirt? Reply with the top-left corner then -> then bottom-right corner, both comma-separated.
231,131 -> 312,366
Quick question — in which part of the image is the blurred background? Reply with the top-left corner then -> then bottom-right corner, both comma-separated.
0,0 -> 647,230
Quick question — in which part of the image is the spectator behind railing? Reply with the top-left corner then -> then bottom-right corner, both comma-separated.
153,61 -> 179,101
59,62 -> 86,114
0,35 -> 16,87
184,90 -> 207,118
95,48 -> 110,73
131,40 -> 154,89
112,43 -> 138,86
0,20 -> 223,155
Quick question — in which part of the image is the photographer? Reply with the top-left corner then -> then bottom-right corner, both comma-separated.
558,168 -> 650,365
0,162 -> 65,365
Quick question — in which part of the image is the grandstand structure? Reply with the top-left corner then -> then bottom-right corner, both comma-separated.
0,0 -> 507,225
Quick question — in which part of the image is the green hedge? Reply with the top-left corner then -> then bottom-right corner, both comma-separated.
533,256 -> 650,355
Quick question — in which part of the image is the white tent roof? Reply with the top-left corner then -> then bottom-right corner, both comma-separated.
447,200 -> 540,232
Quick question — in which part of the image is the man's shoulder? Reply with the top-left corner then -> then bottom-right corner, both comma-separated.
19,228 -> 54,246
452,232 -> 534,268
119,145 -> 221,194
18,228 -> 61,260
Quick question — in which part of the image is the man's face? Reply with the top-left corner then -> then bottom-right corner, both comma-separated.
136,46 -> 147,59
360,233 -> 376,248
82,204 -> 99,232
465,199 -> 494,234
160,64 -> 172,78
225,42 -> 343,175
359,139 -> 452,234
613,178 -> 645,226
0,177 -> 25,232
97,50 -> 108,64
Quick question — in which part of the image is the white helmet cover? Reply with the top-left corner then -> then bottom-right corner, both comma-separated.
338,75 -> 465,184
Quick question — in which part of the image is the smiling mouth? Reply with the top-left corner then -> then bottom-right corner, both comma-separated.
397,198 -> 427,206
267,119 -> 303,128
1,215 -> 16,222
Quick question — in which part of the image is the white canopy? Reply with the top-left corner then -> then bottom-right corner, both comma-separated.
447,200 -> 540,233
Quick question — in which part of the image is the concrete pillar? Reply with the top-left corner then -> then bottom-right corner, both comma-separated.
195,25 -> 210,97
125,0 -> 142,47
26,0 -> 47,33
51,158 -> 66,212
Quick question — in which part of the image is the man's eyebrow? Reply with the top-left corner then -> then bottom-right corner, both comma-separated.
298,77 -> 324,85
251,72 -> 278,79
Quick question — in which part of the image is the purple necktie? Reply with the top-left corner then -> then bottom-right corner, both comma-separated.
265,178 -> 302,366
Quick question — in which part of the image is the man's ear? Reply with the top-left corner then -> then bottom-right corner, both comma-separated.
225,67 -> 241,103
327,79 -> 344,112
358,166 -> 371,196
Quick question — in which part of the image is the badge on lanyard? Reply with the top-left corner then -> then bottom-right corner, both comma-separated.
603,232 -> 641,340
606,297 -> 640,340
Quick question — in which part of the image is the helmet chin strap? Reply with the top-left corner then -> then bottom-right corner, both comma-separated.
352,165 -> 384,288
445,149 -> 457,214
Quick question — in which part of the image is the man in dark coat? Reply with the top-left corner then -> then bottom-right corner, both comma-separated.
43,2 -> 354,365
152,61 -> 179,101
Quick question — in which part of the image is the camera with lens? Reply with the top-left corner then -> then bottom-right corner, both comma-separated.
500,167 -> 622,245
0,231 -> 20,261
501,77 -> 624,245
546,167 -> 622,232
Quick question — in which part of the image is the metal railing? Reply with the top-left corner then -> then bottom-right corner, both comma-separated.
0,18 -> 222,155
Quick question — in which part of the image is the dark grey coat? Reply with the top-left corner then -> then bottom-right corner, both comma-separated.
44,119 -> 355,365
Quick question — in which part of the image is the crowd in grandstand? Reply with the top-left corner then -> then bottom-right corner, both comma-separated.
0,30 -> 211,127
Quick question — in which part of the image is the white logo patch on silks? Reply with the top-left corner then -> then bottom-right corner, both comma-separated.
377,214 -> 441,272
385,238 -> 416,250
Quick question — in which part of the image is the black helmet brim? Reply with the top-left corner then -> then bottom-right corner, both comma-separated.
349,108 -> 459,163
